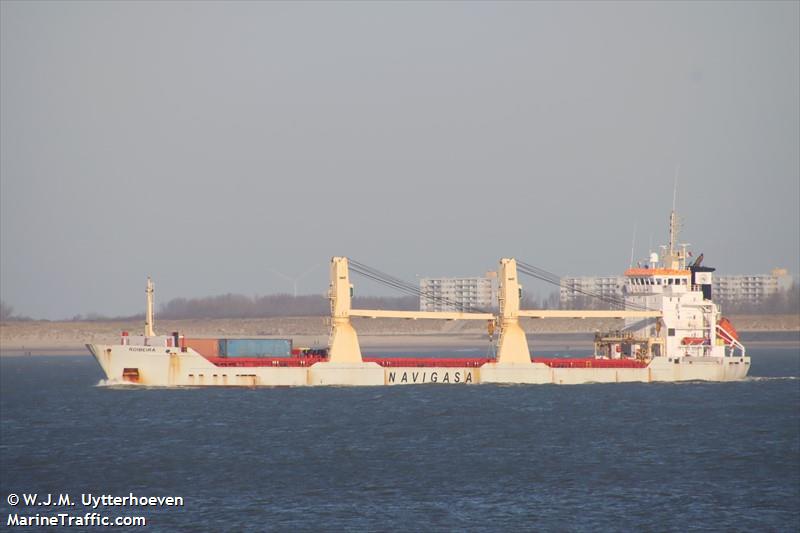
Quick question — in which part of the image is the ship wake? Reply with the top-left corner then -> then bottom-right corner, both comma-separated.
95,378 -> 144,388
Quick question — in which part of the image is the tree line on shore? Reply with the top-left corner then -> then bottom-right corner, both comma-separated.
157,293 -> 420,319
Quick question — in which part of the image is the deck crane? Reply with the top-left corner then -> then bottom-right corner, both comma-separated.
326,257 -> 494,363
493,259 -> 662,365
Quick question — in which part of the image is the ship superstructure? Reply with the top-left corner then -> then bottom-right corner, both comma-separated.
595,208 -> 746,363
87,213 -> 749,386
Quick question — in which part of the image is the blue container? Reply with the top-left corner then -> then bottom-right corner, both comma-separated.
218,338 -> 292,357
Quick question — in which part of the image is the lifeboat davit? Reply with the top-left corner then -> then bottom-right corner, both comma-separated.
717,317 -> 740,345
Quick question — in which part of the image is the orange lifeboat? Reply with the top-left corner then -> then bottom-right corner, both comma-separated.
681,337 -> 706,345
717,317 -> 740,345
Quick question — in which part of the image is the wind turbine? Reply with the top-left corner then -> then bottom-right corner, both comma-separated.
269,263 -> 321,297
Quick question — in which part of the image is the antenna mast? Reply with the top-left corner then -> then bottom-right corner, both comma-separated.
666,165 -> 690,270
668,165 -> 679,258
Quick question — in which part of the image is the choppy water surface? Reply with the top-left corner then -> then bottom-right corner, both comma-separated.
1,348 -> 798,531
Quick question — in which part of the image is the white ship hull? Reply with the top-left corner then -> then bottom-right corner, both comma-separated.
88,209 -> 752,387
87,344 -> 751,387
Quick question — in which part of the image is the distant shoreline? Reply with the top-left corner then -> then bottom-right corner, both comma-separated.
1,314 -> 797,356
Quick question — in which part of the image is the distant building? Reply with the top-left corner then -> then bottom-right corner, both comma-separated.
419,273 -> 497,312
559,276 -> 626,307
559,268 -> 794,307
713,268 -> 793,306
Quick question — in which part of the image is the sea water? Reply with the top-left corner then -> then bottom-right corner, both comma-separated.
1,347 -> 797,531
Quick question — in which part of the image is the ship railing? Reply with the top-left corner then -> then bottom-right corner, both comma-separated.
716,324 -> 746,358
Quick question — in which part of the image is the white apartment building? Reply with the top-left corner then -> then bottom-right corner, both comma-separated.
559,276 -> 626,307
419,273 -> 497,312
713,268 -> 793,305
560,268 -> 793,307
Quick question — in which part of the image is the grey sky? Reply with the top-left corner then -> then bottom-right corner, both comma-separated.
1,1 -> 798,319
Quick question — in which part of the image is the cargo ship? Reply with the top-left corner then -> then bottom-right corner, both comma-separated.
87,212 -> 749,386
